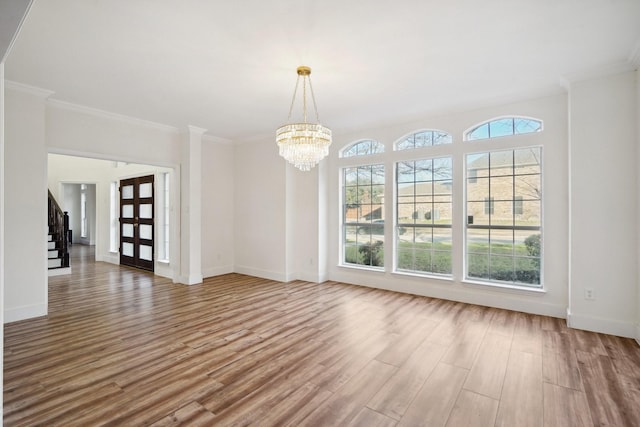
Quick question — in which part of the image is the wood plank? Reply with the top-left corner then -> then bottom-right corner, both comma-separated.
542,382 -> 594,427
367,340 -> 448,420
349,407 -> 398,427
495,350 -> 543,427
398,362 -> 468,427
463,332 -> 511,399
298,360 -> 397,426
445,390 -> 499,427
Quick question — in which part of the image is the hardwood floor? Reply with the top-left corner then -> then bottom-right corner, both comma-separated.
4,246 -> 640,426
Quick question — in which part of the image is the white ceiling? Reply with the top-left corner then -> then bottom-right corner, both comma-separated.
6,0 -> 640,141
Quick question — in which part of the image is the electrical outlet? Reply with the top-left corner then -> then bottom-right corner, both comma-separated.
584,288 -> 595,300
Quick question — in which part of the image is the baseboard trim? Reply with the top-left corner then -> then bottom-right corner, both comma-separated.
48,267 -> 71,277
234,265 -> 287,282
4,303 -> 47,324
202,265 -> 234,279
566,310 -> 637,339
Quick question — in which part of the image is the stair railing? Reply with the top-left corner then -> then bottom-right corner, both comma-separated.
48,190 -> 70,268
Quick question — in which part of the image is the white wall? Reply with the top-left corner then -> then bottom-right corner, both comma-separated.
569,71 -> 638,338
320,94 -> 569,318
201,139 -> 235,278
4,85 -> 48,322
233,137 -> 288,281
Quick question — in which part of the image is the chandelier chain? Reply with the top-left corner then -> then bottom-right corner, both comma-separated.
286,75 -> 301,122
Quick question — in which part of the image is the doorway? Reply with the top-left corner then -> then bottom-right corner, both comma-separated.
119,175 -> 155,271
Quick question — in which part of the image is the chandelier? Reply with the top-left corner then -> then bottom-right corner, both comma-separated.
276,66 -> 332,171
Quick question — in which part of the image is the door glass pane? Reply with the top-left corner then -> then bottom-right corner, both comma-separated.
140,204 -> 153,219
122,242 -> 134,257
139,224 -> 153,240
122,185 -> 134,199
122,224 -> 134,238
139,183 -> 153,198
139,244 -> 153,261
122,205 -> 134,218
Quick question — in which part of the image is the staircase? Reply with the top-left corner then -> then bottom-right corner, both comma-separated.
48,190 -> 71,276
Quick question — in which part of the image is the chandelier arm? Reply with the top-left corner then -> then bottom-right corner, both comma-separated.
307,76 -> 321,123
286,75 -> 301,122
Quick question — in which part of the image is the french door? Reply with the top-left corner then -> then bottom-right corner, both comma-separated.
120,175 -> 154,271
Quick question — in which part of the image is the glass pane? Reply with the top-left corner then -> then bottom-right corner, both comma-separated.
342,145 -> 358,158
432,203 -> 451,223
122,242 -> 134,257
514,257 -> 540,284
140,224 -> 153,240
139,204 -> 153,219
432,251 -> 452,274
467,253 -> 489,279
414,131 -> 432,148
396,138 -> 414,151
467,201 -> 489,225
433,157 -> 452,180
433,228 -> 452,251
415,227 -> 432,247
344,167 -> 358,185
139,244 -> 153,261
413,249 -> 431,272
514,118 -> 542,134
139,183 -> 152,198
467,177 -> 489,202
344,226 -> 357,243
490,255 -> 514,282
122,185 -> 134,199
398,226 -> 414,244
467,152 -> 489,174
397,248 -> 414,270
490,176 -> 513,200
358,242 -> 383,267
515,174 -> 541,200
122,204 -> 134,218
491,201 -> 513,225
489,118 -> 514,138
490,229 -> 513,255
490,151 -> 513,176
371,165 -> 385,184
514,148 -> 541,174
344,244 -> 358,264
414,203 -> 431,224
467,228 -> 489,254
414,160 -> 433,182
397,162 -> 415,183
516,201 -> 541,226
433,132 -> 452,145
122,223 -> 134,238
467,123 -> 489,140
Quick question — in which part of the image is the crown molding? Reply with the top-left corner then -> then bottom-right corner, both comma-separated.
187,125 -> 207,135
560,60 -> 635,87
4,79 -> 54,98
202,134 -> 233,145
46,98 -> 180,134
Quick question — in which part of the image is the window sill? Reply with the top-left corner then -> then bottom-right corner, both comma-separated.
462,279 -> 546,294
157,259 -> 170,265
392,270 -> 454,282
338,264 -> 385,273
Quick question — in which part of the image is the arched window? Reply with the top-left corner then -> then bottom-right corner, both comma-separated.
341,140 -> 384,158
465,117 -> 542,141
395,130 -> 452,150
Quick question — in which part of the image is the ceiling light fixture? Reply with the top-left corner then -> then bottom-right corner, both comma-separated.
276,66 -> 332,172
